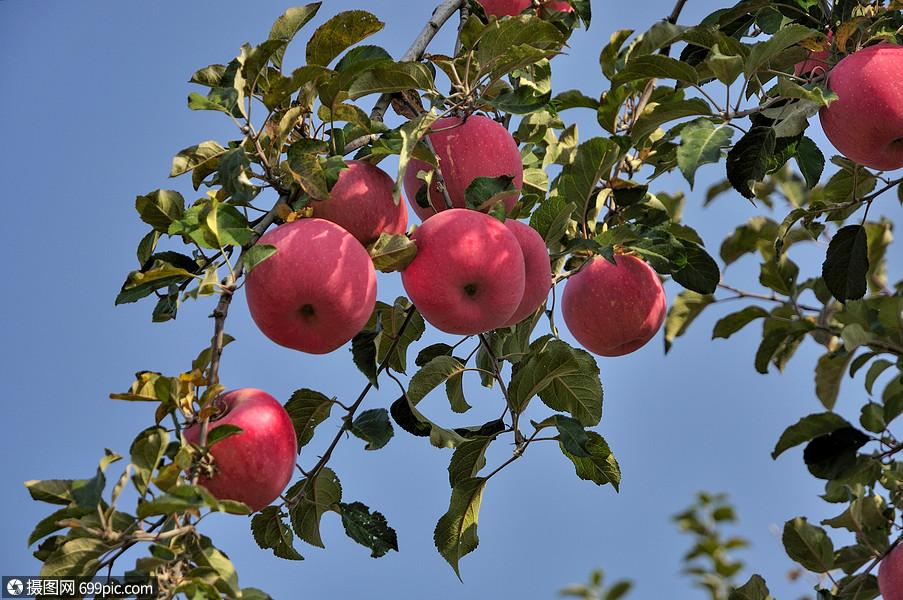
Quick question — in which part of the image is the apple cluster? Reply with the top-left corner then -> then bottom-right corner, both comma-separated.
190,113 -> 669,511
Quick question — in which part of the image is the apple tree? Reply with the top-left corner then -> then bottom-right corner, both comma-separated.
23,0 -> 903,598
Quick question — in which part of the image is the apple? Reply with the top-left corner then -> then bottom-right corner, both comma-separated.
561,254 -> 667,357
245,218 -> 377,354
793,32 -> 832,77
819,43 -> 903,171
501,220 -> 552,327
403,115 -> 524,221
478,0 -> 531,17
310,160 -> 408,246
184,388 -> 297,512
401,209 -> 525,334
541,1 -> 575,13
879,544 -> 903,600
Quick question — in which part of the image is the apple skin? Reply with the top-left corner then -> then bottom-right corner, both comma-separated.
501,220 -> 552,327
184,389 -> 297,512
819,43 -> 903,171
561,254 -> 667,357
879,544 -> 903,600
403,115 -> 524,221
310,160 -> 408,246
401,209 -> 525,334
793,32 -> 832,77
542,1 -> 575,13
245,218 -> 377,354
478,0 -> 531,17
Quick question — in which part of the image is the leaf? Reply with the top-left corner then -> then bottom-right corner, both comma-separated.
822,224 -> 869,303
416,344 -> 454,368
350,329 -> 379,387
815,351 -> 855,410
746,25 -> 819,76
530,196 -> 575,246
407,356 -> 468,406
677,119 -> 734,188
464,175 -> 517,212
287,467 -> 341,549
284,389 -> 334,450
672,244 -> 720,295
306,10 -> 384,67
448,438 -> 492,488
367,233 -> 417,273
782,517 -> 834,573
350,408 -> 394,451
115,259 -> 196,305
390,394 -> 467,449
726,126 -> 776,199
865,360 -> 894,395
434,477 -> 487,579
268,3 -> 322,70
135,190 -> 185,232
40,537 -> 109,577
347,62 -> 435,99
560,431 -> 621,491
338,501 -> 398,558
803,426 -> 869,480
557,138 -> 620,222
549,414 -> 590,457
205,423 -> 243,447
664,291 -> 714,352
611,54 -> 699,87
251,506 -> 304,560
476,16 -> 565,79
631,98 -> 712,142
238,244 -> 277,276
729,574 -> 771,600
374,299 -> 425,374
772,412 -> 851,459
130,426 -> 169,495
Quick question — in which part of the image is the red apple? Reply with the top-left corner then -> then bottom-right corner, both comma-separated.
245,218 -> 377,354
879,544 -> 903,600
819,43 -> 903,171
401,209 -> 525,334
793,32 -> 832,77
184,389 -> 297,512
310,160 -> 408,245
403,115 -> 524,221
541,0 -> 574,13
561,254 -> 667,357
501,220 -> 552,327
478,0 -> 531,17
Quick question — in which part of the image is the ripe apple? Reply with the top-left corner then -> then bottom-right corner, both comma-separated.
245,218 -> 377,354
401,209 -> 525,334
478,0 -> 531,17
561,254 -> 667,357
793,32 -> 832,77
310,160 -> 408,246
184,388 -> 297,512
403,115 -> 524,221
879,544 -> 903,600
501,220 -> 552,327
819,43 -> 903,171
541,1 -> 574,13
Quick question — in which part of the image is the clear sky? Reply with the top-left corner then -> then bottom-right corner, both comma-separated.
2,1 -> 901,598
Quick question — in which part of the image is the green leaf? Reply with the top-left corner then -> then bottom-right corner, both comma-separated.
631,98 -> 712,142
599,29 -> 634,78
374,299 -> 425,373
557,137 -> 620,233
350,408 -> 394,451
727,126 -> 776,199
865,360 -> 894,395
347,62 -> 435,99
205,424 -> 243,447
729,574 -> 771,600
241,244 -> 277,274
130,426 -> 169,495
476,16 -> 565,79
713,306 -> 769,340
448,438 -> 492,488
115,259 -> 196,305
268,3 -> 322,70
549,414 -> 590,457
408,356 -> 468,406
772,412 -> 851,459
306,10 -> 384,67
664,291 -> 714,352
822,224 -> 869,303
464,175 -> 517,212
350,329 -> 379,387
530,196 -> 575,246
367,233 -> 417,273
287,467 -> 341,549
706,45 -> 745,86
434,477 -> 487,579
251,506 -> 304,560
746,25 -> 819,76
40,537 -> 109,577
782,517 -> 834,573
677,119 -> 734,188
803,426 -> 869,480
560,431 -> 621,490
611,54 -> 699,87
135,190 -> 185,232
416,344 -> 454,368
284,389 -> 334,450
390,394 -> 467,449
815,351 -> 855,410
671,243 -> 720,295
338,501 -> 398,558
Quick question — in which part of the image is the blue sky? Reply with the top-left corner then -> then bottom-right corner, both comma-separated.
2,1 -> 901,598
